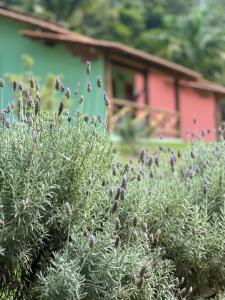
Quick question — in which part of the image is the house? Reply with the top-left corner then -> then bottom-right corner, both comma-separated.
1,4 -> 225,141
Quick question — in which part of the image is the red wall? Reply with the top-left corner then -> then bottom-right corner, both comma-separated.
135,70 -> 176,109
135,72 -> 145,105
135,70 -> 217,141
179,87 -> 216,141
148,70 -> 178,137
149,70 -> 176,110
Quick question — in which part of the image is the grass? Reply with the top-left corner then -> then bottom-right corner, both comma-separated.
113,139 -> 189,161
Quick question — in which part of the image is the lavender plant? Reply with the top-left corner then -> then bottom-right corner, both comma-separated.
1,64 -> 225,299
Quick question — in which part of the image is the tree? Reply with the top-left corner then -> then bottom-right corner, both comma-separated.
138,5 -> 225,83
3,0 -> 225,83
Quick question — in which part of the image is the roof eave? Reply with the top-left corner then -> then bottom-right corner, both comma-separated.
20,30 -> 202,79
0,6 -> 69,34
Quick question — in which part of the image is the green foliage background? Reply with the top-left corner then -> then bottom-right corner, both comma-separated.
2,0 -> 225,83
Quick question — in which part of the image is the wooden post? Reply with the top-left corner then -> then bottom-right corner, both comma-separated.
215,96 -> 223,140
105,55 -> 113,132
175,78 -> 180,137
144,70 -> 149,105
144,69 -> 151,126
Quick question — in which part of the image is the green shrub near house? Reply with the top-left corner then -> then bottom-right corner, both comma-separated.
1,76 -> 225,299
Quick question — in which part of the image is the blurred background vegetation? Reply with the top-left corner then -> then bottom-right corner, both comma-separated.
3,0 -> 225,84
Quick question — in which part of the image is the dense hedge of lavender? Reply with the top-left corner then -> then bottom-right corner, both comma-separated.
1,69 -> 225,299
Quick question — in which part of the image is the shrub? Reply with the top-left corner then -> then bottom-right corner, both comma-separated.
0,75 -> 177,299
0,113 -> 178,299
1,71 -> 225,299
126,142 -> 225,297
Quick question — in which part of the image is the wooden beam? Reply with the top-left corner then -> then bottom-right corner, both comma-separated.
109,54 -> 148,72
215,96 -> 223,140
111,98 -> 180,116
111,97 -> 181,137
175,79 -> 180,111
105,55 -> 113,132
111,106 -> 131,123
155,128 -> 181,136
144,70 -> 150,126
144,70 -> 150,105
175,78 -> 180,137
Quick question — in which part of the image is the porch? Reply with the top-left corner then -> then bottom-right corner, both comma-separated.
110,98 -> 180,137
105,56 -> 181,138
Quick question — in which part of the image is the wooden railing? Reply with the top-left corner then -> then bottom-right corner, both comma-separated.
110,98 -> 180,137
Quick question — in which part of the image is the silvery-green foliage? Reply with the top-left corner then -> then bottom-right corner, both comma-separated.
124,141 -> 225,296
2,77 -> 225,299
0,114 -> 114,299
37,254 -> 85,300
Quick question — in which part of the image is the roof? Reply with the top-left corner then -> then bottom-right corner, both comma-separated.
19,30 -> 202,79
0,4 -> 69,34
179,79 -> 225,95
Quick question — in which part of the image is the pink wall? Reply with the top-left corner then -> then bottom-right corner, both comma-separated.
135,70 -> 217,141
135,70 -> 176,109
149,70 -> 176,110
135,72 -> 145,105
179,87 -> 216,141
135,71 -> 178,137
148,70 -> 178,137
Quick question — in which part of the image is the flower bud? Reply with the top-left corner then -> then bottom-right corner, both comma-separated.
132,214 -> 138,227
86,61 -> 91,75
36,91 -> 40,100
55,75 -> 60,90
115,188 -> 121,200
133,229 -> 138,241
104,91 -> 110,107
20,199 -> 27,214
143,223 -> 148,233
29,77 -> 34,88
65,87 -> 71,99
89,234 -> 96,248
191,150 -> 195,159
137,277 -> 144,289
112,164 -> 116,176
0,79 -> 4,88
114,236 -> 120,248
65,202 -> 72,217
58,102 -> 64,116
111,201 -> 118,214
18,82 -> 23,91
139,264 -> 147,278
97,76 -> 102,88
87,82 -> 92,92
84,115 -> 89,123
13,80 -> 17,92
121,176 -> 126,189
140,149 -> 145,163
155,156 -> 159,167
120,188 -> 125,200
115,217 -> 121,230
79,95 -> 84,104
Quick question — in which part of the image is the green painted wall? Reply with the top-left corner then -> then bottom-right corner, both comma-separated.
0,18 -> 106,117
